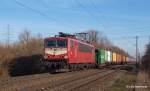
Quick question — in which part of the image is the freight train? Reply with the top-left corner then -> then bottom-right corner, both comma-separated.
43,32 -> 130,72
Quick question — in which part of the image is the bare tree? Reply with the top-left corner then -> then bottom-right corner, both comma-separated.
88,30 -> 99,43
18,29 -> 32,55
141,43 -> 150,73
19,29 -> 31,46
88,30 -> 112,49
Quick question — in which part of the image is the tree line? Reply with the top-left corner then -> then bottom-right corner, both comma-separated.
141,43 -> 150,75
0,30 -> 43,76
0,29 -> 128,76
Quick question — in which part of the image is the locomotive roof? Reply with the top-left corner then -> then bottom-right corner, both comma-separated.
45,37 -> 94,47
45,37 -> 68,40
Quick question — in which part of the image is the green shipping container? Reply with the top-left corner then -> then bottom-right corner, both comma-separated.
96,49 -> 105,64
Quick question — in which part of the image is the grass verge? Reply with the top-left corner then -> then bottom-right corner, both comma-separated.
108,72 -> 137,91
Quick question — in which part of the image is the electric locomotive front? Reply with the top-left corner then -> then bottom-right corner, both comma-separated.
43,37 -> 69,70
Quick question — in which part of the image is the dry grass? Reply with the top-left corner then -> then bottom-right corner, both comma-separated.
0,69 -> 2,76
109,72 -> 137,91
0,30 -> 43,77
135,71 -> 150,91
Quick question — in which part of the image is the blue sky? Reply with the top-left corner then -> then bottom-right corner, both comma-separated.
0,0 -> 150,57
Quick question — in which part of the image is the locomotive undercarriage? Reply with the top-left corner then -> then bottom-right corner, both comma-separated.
42,59 -> 68,73
42,59 -> 97,73
68,63 -> 96,71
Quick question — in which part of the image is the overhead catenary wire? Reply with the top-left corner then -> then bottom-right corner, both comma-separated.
74,0 -> 112,30
12,0 -> 80,30
38,0 -> 50,9
89,0 -> 150,33
88,0 -> 101,13
110,35 -> 150,40
38,0 -> 84,29
109,35 -> 149,56
88,0 -> 106,19
74,0 -> 103,26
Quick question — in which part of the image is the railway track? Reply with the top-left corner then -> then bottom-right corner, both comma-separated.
33,69 -> 109,91
75,70 -> 125,91
44,70 -> 116,91
0,66 -> 126,91
0,69 -> 101,91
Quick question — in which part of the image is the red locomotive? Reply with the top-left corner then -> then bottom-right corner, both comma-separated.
43,32 -> 95,72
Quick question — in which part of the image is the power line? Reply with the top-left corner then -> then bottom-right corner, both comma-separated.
38,0 -> 50,9
88,0 -> 103,14
13,0 -> 78,29
89,0 -> 150,31
88,0 -> 107,28
110,35 -> 150,40
74,0 -> 102,26
38,0 -> 84,29
74,0 -> 123,31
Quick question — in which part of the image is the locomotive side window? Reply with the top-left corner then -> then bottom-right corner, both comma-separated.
78,43 -> 92,52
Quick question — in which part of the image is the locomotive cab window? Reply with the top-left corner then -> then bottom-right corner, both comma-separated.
45,39 -> 67,48
45,40 -> 56,47
57,40 -> 67,48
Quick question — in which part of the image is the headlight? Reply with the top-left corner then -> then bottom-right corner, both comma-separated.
64,55 -> 68,59
44,55 -> 48,59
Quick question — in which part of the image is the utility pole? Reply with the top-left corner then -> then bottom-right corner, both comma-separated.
7,24 -> 10,48
135,36 -> 139,67
149,36 -> 150,43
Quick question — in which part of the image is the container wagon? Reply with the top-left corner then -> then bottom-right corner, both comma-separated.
95,49 -> 105,66
112,52 -> 117,64
107,51 -> 112,64
105,50 -> 108,63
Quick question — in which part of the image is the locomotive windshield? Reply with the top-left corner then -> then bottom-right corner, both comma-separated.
45,39 -> 67,48
46,40 -> 56,47
57,40 -> 67,47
